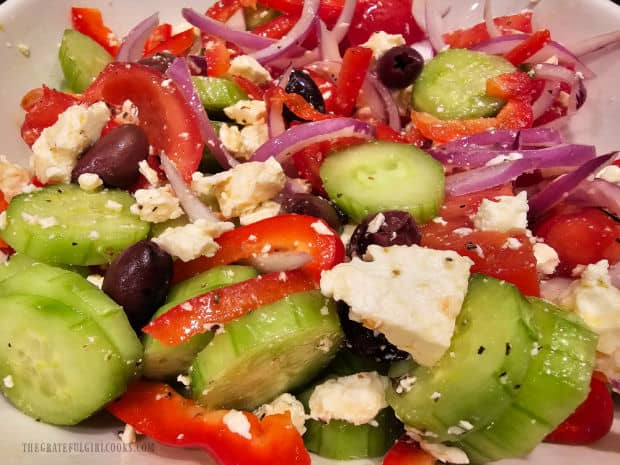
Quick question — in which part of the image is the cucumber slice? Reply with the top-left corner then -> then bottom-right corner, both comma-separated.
0,184 -> 150,266
387,274 -> 537,442
320,141 -> 445,224
244,6 -> 280,30
0,257 -> 143,378
192,77 -> 248,112
0,294 -> 128,425
59,29 -> 112,93
457,299 -> 598,463
412,49 -> 515,120
142,265 -> 258,380
191,291 -> 344,410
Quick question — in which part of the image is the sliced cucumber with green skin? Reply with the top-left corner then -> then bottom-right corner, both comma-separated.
458,298 -> 598,463
387,275 -> 537,443
59,29 -> 112,93
192,76 -> 248,112
142,265 -> 258,380
0,184 -> 150,266
244,6 -> 281,30
412,48 -> 515,120
0,294 -> 128,425
0,257 -> 143,378
320,141 -> 445,224
191,291 -> 344,410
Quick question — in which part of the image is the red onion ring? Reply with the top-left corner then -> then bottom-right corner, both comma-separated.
330,0 -> 357,44
532,80 -> 561,120
446,158 -> 538,196
533,63 -> 580,113
250,118 -> 376,163
569,178 -> 620,218
410,40 -> 435,61
483,0 -> 501,38
160,153 -> 220,223
225,8 -> 246,30
366,73 -> 401,131
438,128 -> 562,153
424,0 -> 446,52
568,29 -> 620,57
167,58 -> 238,170
319,21 -> 342,62
540,277 -> 573,303
116,13 -> 159,61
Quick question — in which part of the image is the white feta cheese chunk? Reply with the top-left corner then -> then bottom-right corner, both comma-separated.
254,393 -> 307,435
471,191 -> 528,232
239,200 -> 281,225
219,123 -> 268,160
152,219 -> 234,262
138,160 -> 160,187
222,410 -> 252,440
340,224 -> 357,248
320,245 -> 473,366
224,100 -> 266,125
308,372 -> 388,426
533,242 -> 559,275
114,99 -> 139,125
176,374 -> 191,386
191,158 -> 285,218
118,424 -> 137,445
596,165 -> 620,186
367,213 -> 385,233
77,173 -> 103,191
31,102 -> 110,184
86,274 -> 104,289
227,55 -> 272,85
0,155 -> 31,200
360,31 -> 406,60
130,185 -> 184,223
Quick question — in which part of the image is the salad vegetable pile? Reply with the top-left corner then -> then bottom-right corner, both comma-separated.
1,0 -> 620,464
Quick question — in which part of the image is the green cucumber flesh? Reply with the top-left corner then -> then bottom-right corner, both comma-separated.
142,265 -> 258,380
59,29 -> 112,93
387,274 -> 537,442
0,257 -> 143,378
0,294 -> 128,425
0,184 -> 150,266
192,76 -> 248,112
320,141 -> 445,224
412,48 -> 515,120
191,290 -> 344,410
244,6 -> 281,30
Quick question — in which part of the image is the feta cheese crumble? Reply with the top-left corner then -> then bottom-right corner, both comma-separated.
308,372 -> 388,425
152,219 -> 234,262
533,242 -> 560,275
360,32 -> 406,60
219,123 -> 269,160
238,201 -> 281,225
0,155 -> 31,200
224,100 -> 266,125
138,160 -> 160,187
227,55 -> 272,85
130,185 -> 184,223
222,410 -> 252,440
77,173 -> 103,191
254,393 -> 307,435
471,191 -> 528,232
596,165 -> 620,186
321,245 -> 473,366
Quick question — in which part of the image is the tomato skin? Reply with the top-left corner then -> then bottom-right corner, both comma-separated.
252,13 -> 300,39
143,23 -> 172,56
382,436 -> 436,465
107,381 -> 311,465
443,12 -> 533,49
71,7 -> 120,56
83,62 -> 203,183
144,29 -> 196,57
545,373 -> 614,445
534,207 -> 620,276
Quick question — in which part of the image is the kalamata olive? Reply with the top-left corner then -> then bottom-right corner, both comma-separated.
71,124 -> 149,189
138,52 -> 176,74
283,69 -> 326,121
576,78 -> 587,110
377,45 -> 424,89
102,240 -> 173,331
337,303 -> 409,362
348,210 -> 421,258
279,193 -> 347,231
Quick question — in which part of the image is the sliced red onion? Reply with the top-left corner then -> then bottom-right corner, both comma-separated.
612,379 -> 620,395
533,62 -> 579,113
367,73 -> 401,131
251,0 -> 320,64
518,127 -> 563,148
225,8 -> 246,30
284,177 -> 312,194
330,0 -> 357,44
167,58 -> 238,170
410,40 -> 435,61
483,0 -> 501,38
250,118 -> 376,163
472,34 -> 596,79
360,77 -> 387,123
160,153 -> 219,223
438,127 -> 562,153
540,277 -> 573,303
425,0 -> 447,52
569,178 -> 620,218
446,158 -> 538,196
319,21 -> 342,62
116,13 -> 159,61
568,30 -> 620,58
528,153 -> 614,219
187,54 -> 208,76
532,80 -> 561,120
245,251 -> 313,273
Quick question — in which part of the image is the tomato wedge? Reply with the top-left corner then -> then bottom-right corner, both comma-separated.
107,381 -> 310,465
83,63 -> 203,182
382,437 -> 435,465
173,214 -> 345,283
143,269 -> 316,346
71,7 -> 120,56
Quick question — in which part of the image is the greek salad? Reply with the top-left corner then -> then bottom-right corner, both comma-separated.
0,0 -> 619,464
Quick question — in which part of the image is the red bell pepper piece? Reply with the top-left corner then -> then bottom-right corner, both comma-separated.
143,269 -> 317,346
232,75 -> 265,100
335,46 -> 373,116
504,30 -> 552,67
143,23 -> 173,56
486,71 -> 537,102
144,29 -> 196,57
202,36 -> 232,77
107,381 -> 311,465
269,87 -> 334,121
251,13 -> 300,39
443,12 -> 533,49
71,7 -> 120,56
206,0 -> 244,21
382,436 -> 436,465
173,214 -> 345,284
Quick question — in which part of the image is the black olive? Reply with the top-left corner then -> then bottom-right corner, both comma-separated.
348,210 -> 421,258
377,45 -> 424,89
283,69 -> 326,121
138,52 -> 176,74
279,193 -> 346,231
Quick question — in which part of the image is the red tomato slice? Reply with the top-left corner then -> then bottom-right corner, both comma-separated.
533,207 -> 620,276
251,12 -> 300,39
71,7 -> 120,56
336,46 -> 373,116
382,437 -> 435,465
82,63 -> 203,182
107,381 -> 310,465
443,12 -> 533,49
206,0 -> 243,21
545,373 -> 614,445
143,23 -> 173,56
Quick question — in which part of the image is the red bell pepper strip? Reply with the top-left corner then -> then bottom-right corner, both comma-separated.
335,46 -> 373,116
503,30 -> 551,66
143,269 -> 316,346
107,381 -> 311,465
206,0 -> 244,21
144,29 -> 196,57
143,23 -> 173,56
71,7 -> 120,56
202,36 -> 232,77
173,214 -> 345,284
382,436 -> 436,465
251,12 -> 300,39
269,87 -> 334,121
545,372 -> 614,445
232,75 -> 265,100
486,71 -> 537,102
443,12 -> 533,49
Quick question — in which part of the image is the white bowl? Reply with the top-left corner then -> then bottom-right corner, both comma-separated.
0,0 -> 618,464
